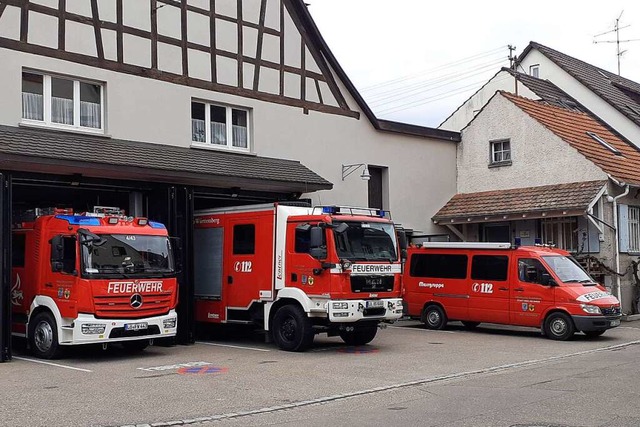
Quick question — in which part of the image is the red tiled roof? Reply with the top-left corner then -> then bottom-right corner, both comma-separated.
433,180 -> 606,222
501,91 -> 640,185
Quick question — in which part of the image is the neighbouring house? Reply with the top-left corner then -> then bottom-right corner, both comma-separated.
0,0 -> 459,361
433,91 -> 640,314
440,41 -> 640,151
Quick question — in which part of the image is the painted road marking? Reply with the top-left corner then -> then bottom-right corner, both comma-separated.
196,341 -> 271,352
111,339 -> 640,427
13,356 -> 92,373
177,365 -> 228,375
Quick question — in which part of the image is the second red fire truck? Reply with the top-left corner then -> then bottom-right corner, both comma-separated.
193,203 -> 406,351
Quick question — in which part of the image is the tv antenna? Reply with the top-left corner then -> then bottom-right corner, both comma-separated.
593,11 -> 640,76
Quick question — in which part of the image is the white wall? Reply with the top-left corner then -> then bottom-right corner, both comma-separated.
0,47 -> 457,235
439,70 -> 539,132
458,93 -> 607,193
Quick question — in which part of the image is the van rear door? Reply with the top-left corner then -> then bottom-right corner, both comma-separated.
467,253 -> 510,323
510,257 -> 555,326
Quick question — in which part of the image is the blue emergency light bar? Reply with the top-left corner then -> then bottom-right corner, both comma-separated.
55,215 -> 101,226
316,205 -> 390,219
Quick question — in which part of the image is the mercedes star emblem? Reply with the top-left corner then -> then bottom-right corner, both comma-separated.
130,293 -> 143,309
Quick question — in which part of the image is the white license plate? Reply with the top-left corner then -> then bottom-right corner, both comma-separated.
610,319 -> 621,327
366,300 -> 384,308
124,322 -> 148,331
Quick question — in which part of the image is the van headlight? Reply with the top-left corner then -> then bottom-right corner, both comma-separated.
581,304 -> 602,315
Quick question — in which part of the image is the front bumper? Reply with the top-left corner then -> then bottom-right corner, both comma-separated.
58,310 -> 178,345
571,314 -> 621,332
326,298 -> 403,323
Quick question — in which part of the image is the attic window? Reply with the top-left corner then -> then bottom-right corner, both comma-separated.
529,65 -> 540,78
586,132 -> 622,155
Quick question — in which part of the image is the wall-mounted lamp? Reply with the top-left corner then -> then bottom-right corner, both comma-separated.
341,163 -> 371,181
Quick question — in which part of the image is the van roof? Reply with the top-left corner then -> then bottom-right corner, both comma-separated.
414,242 -> 568,255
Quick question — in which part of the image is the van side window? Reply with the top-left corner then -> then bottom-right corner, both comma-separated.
233,224 -> 255,255
518,258 -> 549,284
471,255 -> 508,281
410,254 -> 467,279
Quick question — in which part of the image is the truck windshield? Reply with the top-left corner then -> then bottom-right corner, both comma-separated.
81,234 -> 175,278
333,221 -> 398,262
541,255 -> 596,284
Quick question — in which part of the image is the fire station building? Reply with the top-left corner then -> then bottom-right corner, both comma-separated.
0,0 -> 459,361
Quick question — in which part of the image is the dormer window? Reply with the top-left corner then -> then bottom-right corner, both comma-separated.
529,64 -> 540,78
586,132 -> 622,156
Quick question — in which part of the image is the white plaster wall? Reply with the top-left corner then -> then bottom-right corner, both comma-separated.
439,70 -> 539,132
518,50 -> 640,149
0,47 -> 457,235
458,93 -> 607,194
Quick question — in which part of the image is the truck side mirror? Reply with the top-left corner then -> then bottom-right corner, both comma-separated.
397,230 -> 408,251
50,235 -> 64,269
170,236 -> 183,274
309,226 -> 323,248
541,272 -> 556,286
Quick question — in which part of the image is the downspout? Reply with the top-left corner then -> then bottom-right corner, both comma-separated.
607,175 -> 629,307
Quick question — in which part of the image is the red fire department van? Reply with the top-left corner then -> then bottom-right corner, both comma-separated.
193,203 -> 405,351
403,242 -> 622,340
11,207 -> 179,358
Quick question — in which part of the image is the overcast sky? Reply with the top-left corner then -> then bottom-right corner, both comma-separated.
307,1 -> 640,128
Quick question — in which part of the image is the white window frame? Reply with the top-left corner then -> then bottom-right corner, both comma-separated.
628,206 -> 640,253
191,100 -> 251,152
490,139 -> 511,164
529,64 -> 540,78
21,71 -> 105,134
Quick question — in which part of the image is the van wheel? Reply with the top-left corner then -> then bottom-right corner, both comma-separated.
584,330 -> 605,338
422,305 -> 447,330
339,326 -> 378,346
544,312 -> 575,341
462,321 -> 480,329
271,305 -> 314,352
29,311 -> 62,359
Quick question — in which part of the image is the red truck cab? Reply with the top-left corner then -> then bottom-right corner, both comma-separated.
12,207 -> 179,358
403,243 -> 621,340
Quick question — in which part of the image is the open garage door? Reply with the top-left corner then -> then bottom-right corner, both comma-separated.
0,173 -> 11,362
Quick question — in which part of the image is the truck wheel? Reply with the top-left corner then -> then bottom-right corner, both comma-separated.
584,330 -> 605,338
544,312 -> 575,341
271,305 -> 314,352
422,305 -> 447,330
339,326 -> 378,346
121,340 -> 149,352
29,311 -> 62,359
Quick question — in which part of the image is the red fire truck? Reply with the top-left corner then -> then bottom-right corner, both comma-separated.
193,204 -> 405,351
11,207 -> 179,358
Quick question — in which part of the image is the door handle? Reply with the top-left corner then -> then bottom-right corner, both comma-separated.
514,287 -> 524,292
227,276 -> 233,284
498,287 -> 508,291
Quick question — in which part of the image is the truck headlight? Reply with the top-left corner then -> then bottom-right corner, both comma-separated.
163,318 -> 177,329
81,323 -> 106,335
581,304 -> 602,315
332,302 -> 349,310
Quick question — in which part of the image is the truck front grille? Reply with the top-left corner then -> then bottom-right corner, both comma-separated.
350,275 -> 394,293
94,293 -> 173,319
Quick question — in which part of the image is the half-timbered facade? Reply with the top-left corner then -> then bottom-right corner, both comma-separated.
0,0 -> 460,361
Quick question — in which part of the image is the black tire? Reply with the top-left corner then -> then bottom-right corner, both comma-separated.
339,326 -> 378,346
29,311 -> 62,359
461,321 -> 480,329
543,312 -> 575,341
121,340 -> 150,352
422,305 -> 447,330
271,305 -> 314,352
584,330 -> 606,338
